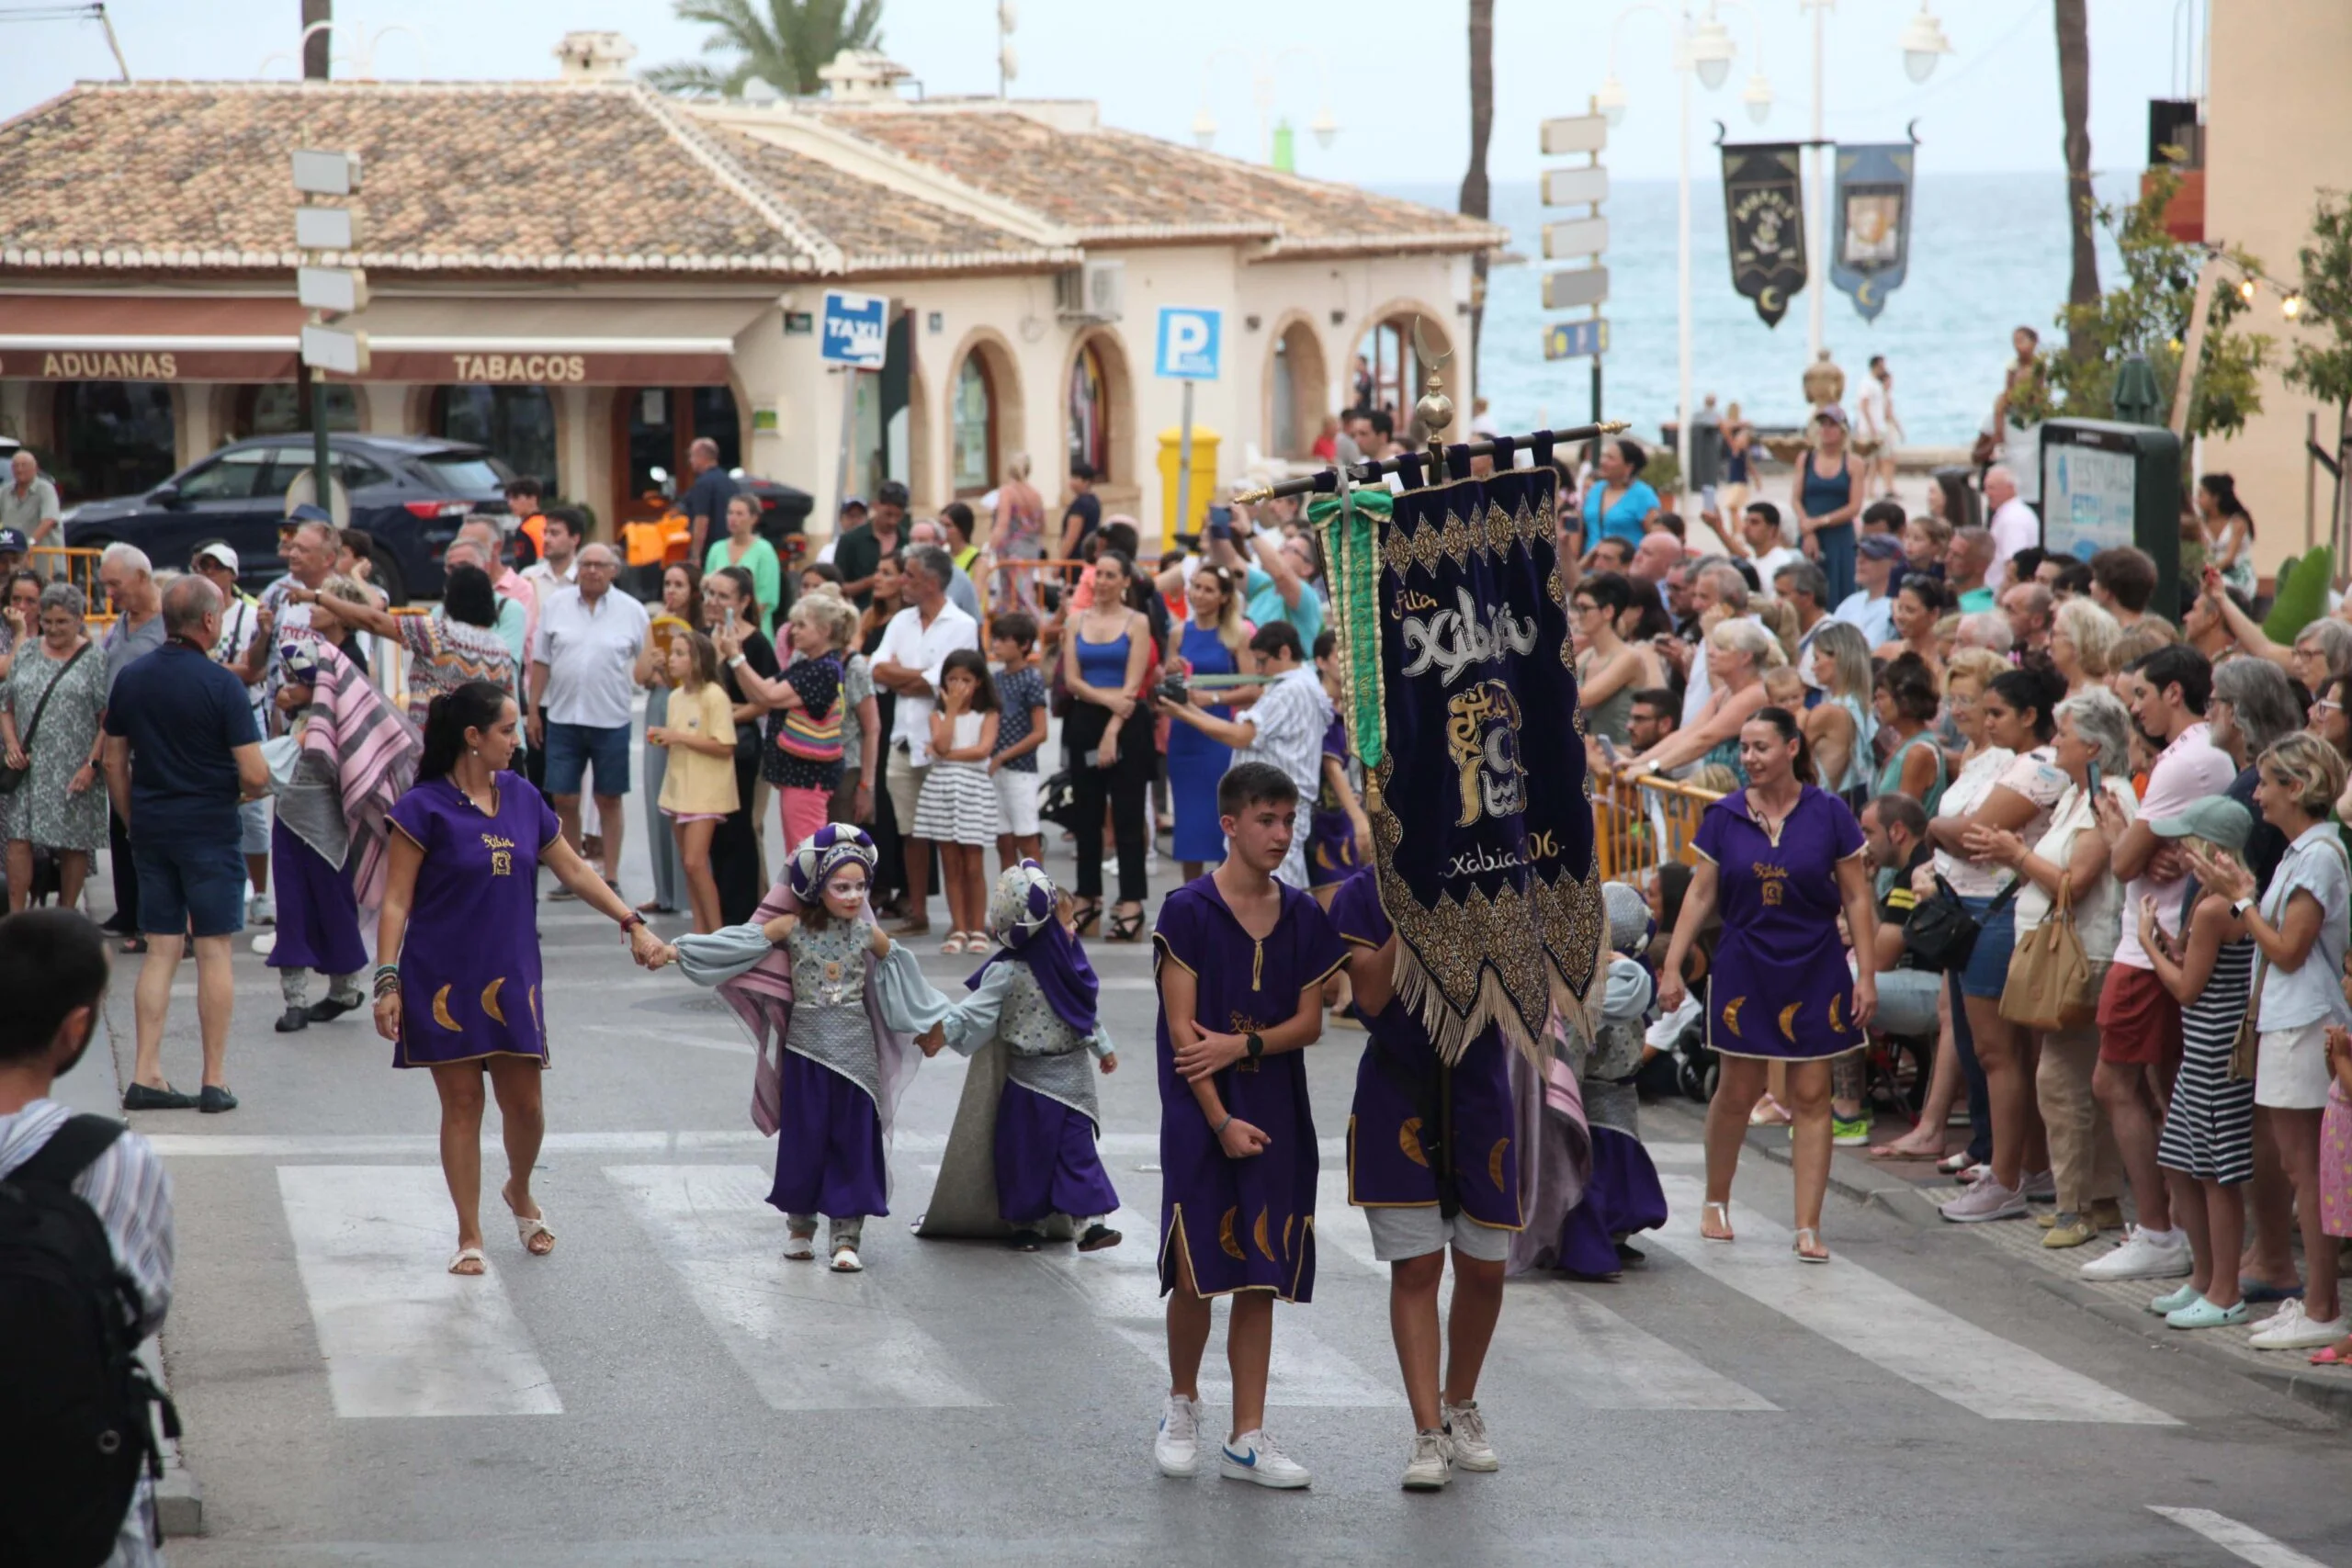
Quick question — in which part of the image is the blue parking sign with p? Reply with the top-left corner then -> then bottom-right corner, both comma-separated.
820,289 -> 888,369
1154,307 -> 1221,380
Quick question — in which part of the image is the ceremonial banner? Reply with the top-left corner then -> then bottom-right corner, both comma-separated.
1345,463 -> 1602,1063
1720,141 -> 1807,328
1830,141 -> 1917,322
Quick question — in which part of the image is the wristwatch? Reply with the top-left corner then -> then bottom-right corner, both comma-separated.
728,654 -> 748,670
1245,1031 -> 1265,1064
2231,897 -> 2256,919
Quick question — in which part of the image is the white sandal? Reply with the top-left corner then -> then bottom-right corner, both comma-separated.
1792,1226 -> 1830,1264
512,1209 -> 556,1257
447,1247 -> 487,1276
783,1231 -> 817,1262
830,1243 -> 864,1273
1701,1201 -> 1736,1243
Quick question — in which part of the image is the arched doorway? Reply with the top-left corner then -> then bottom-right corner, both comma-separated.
51,381 -> 175,500
951,353 -> 998,496
1267,317 -> 1330,460
1354,309 -> 1452,438
430,385 -> 560,493
1069,338 -> 1111,479
230,382 -> 360,441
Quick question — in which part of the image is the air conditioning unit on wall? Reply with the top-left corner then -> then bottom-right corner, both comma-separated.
1056,258 -> 1124,324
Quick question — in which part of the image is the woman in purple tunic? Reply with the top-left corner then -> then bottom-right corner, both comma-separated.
1150,761 -> 1343,1491
1658,707 -> 1879,1263
373,681 -> 666,1277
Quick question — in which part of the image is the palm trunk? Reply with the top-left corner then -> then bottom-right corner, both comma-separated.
2055,0 -> 2099,360
1459,0 -> 1496,383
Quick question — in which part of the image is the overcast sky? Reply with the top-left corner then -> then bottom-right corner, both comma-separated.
2,0 -> 2194,185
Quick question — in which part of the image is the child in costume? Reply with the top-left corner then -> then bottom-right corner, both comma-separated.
918,860 -> 1123,1252
1551,882 -> 1669,1279
664,824 -> 945,1273
1150,761 -> 1344,1492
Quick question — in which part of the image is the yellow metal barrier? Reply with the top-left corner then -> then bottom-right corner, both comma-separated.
27,544 -> 103,603
1589,769 -> 1725,883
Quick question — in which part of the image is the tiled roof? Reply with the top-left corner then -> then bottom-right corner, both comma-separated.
813,107 -> 1504,254
0,81 -> 822,276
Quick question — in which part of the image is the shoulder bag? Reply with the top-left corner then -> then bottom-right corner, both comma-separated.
1902,871 -> 2017,974
0,642 -> 93,795
1998,873 -> 2097,1030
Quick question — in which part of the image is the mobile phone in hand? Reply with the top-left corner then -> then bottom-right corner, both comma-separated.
1598,734 -> 1621,765
725,605 -> 738,633
2086,761 -> 2102,798
1207,504 -> 1234,542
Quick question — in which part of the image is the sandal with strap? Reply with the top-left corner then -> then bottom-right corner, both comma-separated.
512,1209 -> 556,1257
1106,907 -> 1147,943
447,1247 -> 487,1277
1792,1226 -> 1830,1264
1701,1201 -> 1735,1243
1070,899 -> 1102,937
782,1229 -> 817,1262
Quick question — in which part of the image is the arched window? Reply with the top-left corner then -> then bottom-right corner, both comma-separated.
951,354 -> 997,495
51,381 -> 175,501
1068,339 -> 1111,480
431,386 -> 559,492
232,382 -> 359,439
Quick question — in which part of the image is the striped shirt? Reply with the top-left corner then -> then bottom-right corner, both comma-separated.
1232,663 -> 1335,889
0,1099 -> 175,1567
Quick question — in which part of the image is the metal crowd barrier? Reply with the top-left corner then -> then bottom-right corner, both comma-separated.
1589,768 -> 1724,883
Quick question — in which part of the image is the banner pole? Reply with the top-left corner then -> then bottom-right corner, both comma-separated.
1175,379 -> 1196,548
1234,419 -> 1625,505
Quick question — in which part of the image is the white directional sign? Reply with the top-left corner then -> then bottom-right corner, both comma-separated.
300,321 -> 369,376
1543,217 -> 1611,259
298,265 -> 368,315
1542,166 -> 1610,208
1543,265 -> 1611,311
1154,307 -> 1222,380
294,206 -> 360,252
290,148 -> 362,197
1540,114 -> 1609,156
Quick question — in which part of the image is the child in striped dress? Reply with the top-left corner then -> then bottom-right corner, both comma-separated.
914,649 -> 1005,954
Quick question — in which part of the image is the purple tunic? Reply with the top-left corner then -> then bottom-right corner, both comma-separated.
1331,872 -> 1521,1230
265,814 -> 368,976
770,1050 -> 888,1219
995,1080 -> 1120,1225
386,773 -> 558,1068
1691,785 -> 1867,1063
1153,874 -> 1345,1301
1306,715 -> 1364,889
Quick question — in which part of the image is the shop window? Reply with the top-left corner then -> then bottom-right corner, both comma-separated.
690,387 -> 741,471
952,354 -> 997,495
430,385 -> 559,493
51,380 -> 175,502
232,382 -> 359,439
615,384 -> 741,525
1069,339 -> 1111,480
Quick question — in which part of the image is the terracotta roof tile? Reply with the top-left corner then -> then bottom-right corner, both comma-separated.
706,125 -> 1058,268
813,107 -> 1501,252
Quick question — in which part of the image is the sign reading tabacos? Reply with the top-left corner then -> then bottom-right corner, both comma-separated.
448,353 -> 589,383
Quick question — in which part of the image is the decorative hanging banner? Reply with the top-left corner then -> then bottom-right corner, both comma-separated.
1830,139 -> 1917,322
1357,463 -> 1603,1064
1720,140 -> 1808,328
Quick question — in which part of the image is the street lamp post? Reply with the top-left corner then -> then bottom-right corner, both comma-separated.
1191,47 -> 1340,165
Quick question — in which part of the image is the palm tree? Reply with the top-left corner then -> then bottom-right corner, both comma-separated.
1459,0 -> 1496,379
2054,0 -> 2099,357
645,0 -> 886,98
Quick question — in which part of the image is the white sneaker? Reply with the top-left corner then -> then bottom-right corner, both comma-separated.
1401,1430 -> 1451,1491
1219,1428 -> 1311,1489
1442,1399 -> 1498,1472
2078,1226 -> 2192,1281
247,894 -> 275,927
1939,1177 -> 2029,1224
1153,1393 -> 1202,1478
2249,1298 -> 2352,1351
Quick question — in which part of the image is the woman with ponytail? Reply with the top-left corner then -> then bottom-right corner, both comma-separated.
372,681 -> 668,1277
1657,705 -> 1879,1262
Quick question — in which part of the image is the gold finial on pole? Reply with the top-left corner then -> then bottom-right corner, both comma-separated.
1411,315 -> 1454,469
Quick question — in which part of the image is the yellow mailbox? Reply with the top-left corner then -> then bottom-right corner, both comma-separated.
1156,423 -> 1219,549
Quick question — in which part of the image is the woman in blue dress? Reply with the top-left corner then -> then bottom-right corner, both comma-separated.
1792,408 -> 1865,607
1580,438 -> 1661,552
1164,564 -> 1250,881
1657,708 -> 1879,1263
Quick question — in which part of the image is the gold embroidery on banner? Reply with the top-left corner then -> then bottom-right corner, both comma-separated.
1444,681 -> 1527,828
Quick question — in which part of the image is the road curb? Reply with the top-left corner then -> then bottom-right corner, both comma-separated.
1744,1126 -> 1944,1226
137,1337 -> 203,1538
2028,1273 -> 2352,1424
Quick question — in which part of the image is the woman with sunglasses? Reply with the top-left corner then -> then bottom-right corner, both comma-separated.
1570,571 -> 1659,749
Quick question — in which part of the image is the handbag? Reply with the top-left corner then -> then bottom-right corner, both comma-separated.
1902,873 -> 2017,974
1998,875 -> 2098,1030
1037,769 -> 1080,831
773,655 -> 844,764
0,641 -> 92,795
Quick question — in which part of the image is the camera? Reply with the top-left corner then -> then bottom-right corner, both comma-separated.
1155,672 -> 1192,707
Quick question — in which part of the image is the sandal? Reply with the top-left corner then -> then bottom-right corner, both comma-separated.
1747,1094 -> 1791,1127
447,1247 -> 487,1277
1107,906 -> 1147,942
2306,1339 -> 2352,1366
782,1230 -> 817,1262
1070,899 -> 1102,937
964,931 -> 993,953
940,932 -> 967,955
505,1184 -> 555,1256
830,1242 -> 864,1273
1936,1149 -> 1979,1175
1792,1226 -> 1830,1264
1701,1201 -> 1735,1243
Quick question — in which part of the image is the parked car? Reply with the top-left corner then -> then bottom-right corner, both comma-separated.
60,434 -> 514,605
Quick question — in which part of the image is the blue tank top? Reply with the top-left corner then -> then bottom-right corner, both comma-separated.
1076,628 -> 1131,691
1801,454 -> 1851,525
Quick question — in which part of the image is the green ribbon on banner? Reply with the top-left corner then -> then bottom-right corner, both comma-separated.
1306,484 -> 1392,770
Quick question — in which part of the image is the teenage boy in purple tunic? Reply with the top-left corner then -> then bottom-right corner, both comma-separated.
1151,761 -> 1344,1491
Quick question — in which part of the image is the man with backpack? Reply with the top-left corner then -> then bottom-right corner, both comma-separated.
0,908 -> 177,1566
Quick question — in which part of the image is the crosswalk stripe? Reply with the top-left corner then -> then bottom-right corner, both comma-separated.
276,1166 -> 562,1418
1651,1174 -> 2179,1425
604,1164 -> 994,1411
2149,1506 -> 2335,1568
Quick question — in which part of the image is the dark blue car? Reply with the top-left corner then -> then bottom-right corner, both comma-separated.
60,434 -> 514,605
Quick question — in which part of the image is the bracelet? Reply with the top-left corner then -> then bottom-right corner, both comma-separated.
618,912 -> 647,936
1212,1112 -> 1233,1138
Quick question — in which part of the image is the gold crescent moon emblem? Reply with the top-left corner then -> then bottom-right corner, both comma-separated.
1218,1206 -> 1246,1260
529,985 -> 541,1034
1855,277 -> 1879,308
1758,286 -> 1784,315
1411,314 -> 1452,372
481,977 -> 507,1025
1488,1137 -> 1510,1193
432,985 -> 459,1032
1253,1207 -> 1276,1262
1282,1214 -> 1295,1258
1722,998 -> 1746,1038
1828,994 -> 1846,1033
1399,1117 -> 1430,1168
1780,1002 -> 1803,1042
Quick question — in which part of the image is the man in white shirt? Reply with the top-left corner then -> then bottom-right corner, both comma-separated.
1158,622 -> 1332,888
1834,532 -> 1902,647
2082,645 -> 2237,1284
1984,466 -> 2039,592
520,509 -> 582,600
527,544 -> 649,891
905,517 -> 981,618
871,546 -> 979,934
1737,502 -> 1803,603
1856,355 -> 1902,500
194,544 -> 277,926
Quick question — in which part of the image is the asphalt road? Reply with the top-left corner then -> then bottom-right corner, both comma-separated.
62,765 -> 2352,1567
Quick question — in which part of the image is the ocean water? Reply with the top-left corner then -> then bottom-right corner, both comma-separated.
1381,169 -> 2135,448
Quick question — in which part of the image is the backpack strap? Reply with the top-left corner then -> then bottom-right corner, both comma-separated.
10,1113 -> 128,1189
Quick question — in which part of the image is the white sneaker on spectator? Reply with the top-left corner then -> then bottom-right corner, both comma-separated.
1442,1399 -> 1498,1472
2248,1299 -> 2351,1351
1939,1177 -> 2029,1223
2020,1168 -> 2056,1201
1219,1429 -> 1310,1489
1153,1393 -> 1202,1477
247,894 -> 275,927
1401,1430 -> 1451,1491
2078,1225 -> 2191,1281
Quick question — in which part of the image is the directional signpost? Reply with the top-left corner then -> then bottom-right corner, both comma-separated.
1540,110 -> 1610,430
293,148 -> 367,519
1155,306 -> 1221,543
822,288 -> 889,524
